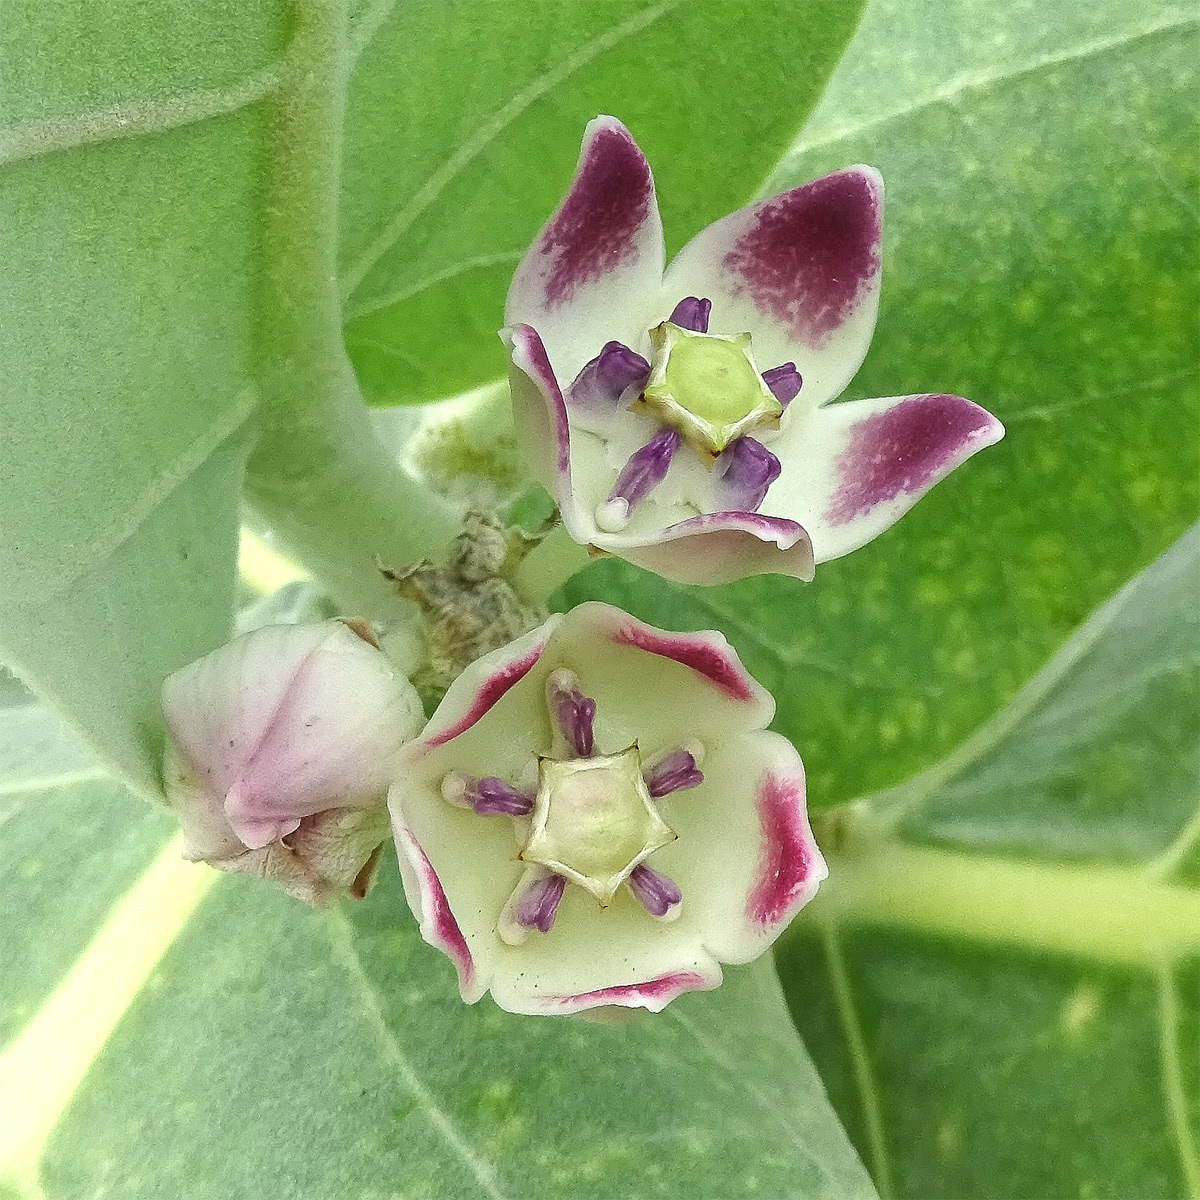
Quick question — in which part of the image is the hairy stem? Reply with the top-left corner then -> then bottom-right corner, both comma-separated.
244,0 -> 455,617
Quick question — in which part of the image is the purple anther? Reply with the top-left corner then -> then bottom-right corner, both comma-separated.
517,873 -> 567,933
567,340 -> 651,415
596,427 -> 682,531
442,772 -> 534,816
547,670 -> 597,757
669,295 -> 712,334
714,437 -> 782,512
472,777 -> 535,816
644,749 -> 704,798
762,362 -> 802,406
628,864 -> 682,917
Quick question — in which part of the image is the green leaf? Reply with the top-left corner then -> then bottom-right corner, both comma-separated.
0,2 -> 287,793
339,0 -> 869,405
564,0 -> 1199,809
777,526 -> 1200,1199
0,770 -> 875,1198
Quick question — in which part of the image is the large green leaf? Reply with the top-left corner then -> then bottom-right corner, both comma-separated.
564,0 -> 1199,809
0,3 -> 286,793
777,525 -> 1200,1199
340,0 -> 868,405
0,726 -> 874,1198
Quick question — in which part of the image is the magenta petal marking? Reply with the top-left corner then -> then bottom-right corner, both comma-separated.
628,864 -> 682,916
747,772 -> 813,928
426,639 -> 547,748
568,341 -> 650,416
825,394 -> 1000,526
471,777 -> 535,816
547,673 -> 597,757
723,168 -> 881,348
613,622 -> 755,703
516,873 -> 566,933
762,362 -> 802,406
644,749 -> 703,797
606,427 -> 681,514
511,325 -> 570,473
668,295 -> 712,333
540,123 -> 653,307
550,971 -> 708,1010
406,834 -> 474,989
714,437 -> 781,513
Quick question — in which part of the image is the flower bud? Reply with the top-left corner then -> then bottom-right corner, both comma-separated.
162,620 -> 423,905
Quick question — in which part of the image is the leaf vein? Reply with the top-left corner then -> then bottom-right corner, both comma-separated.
322,910 -> 510,1200
338,0 -> 686,302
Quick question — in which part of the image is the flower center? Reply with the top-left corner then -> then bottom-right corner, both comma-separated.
520,745 -> 676,905
638,321 -> 783,458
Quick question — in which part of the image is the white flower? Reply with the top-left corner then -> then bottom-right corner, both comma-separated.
162,620 -> 424,905
388,602 -> 825,1016
503,116 -> 1004,585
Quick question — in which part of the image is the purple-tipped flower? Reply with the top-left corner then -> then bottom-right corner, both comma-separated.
162,620 -> 423,906
503,116 -> 1004,586
388,603 -> 826,1017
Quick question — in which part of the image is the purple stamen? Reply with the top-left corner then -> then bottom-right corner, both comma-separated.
628,864 -> 682,917
568,340 -> 650,415
669,295 -> 712,334
644,749 -> 704,798
442,772 -> 534,816
596,427 -> 682,531
715,437 -> 781,512
516,873 -> 566,933
546,670 -> 596,757
762,362 -> 802,406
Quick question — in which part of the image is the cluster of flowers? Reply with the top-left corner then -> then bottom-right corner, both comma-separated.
162,120 -> 1002,1017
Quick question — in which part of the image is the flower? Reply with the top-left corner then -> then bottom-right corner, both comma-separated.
503,116 -> 1005,585
162,620 -> 424,905
387,602 -> 825,1016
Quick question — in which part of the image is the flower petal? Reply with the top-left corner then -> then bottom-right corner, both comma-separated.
661,167 -> 883,409
162,622 -> 423,851
658,730 -> 825,965
599,510 -> 815,586
762,392 -> 1006,563
506,116 -> 664,383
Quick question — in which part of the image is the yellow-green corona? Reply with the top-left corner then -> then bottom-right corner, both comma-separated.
638,321 -> 784,458
521,746 -> 676,905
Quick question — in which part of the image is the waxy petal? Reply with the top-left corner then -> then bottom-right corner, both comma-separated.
661,167 -> 883,410
660,730 -> 826,965
387,603 -> 801,1015
162,622 -> 423,852
763,392 -> 1006,562
506,116 -> 664,383
505,324 -> 815,584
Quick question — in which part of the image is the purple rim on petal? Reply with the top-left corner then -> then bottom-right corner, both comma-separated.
762,362 -> 802,406
715,437 -> 781,513
722,168 -> 882,348
644,749 -> 704,797
517,873 -> 567,933
567,340 -> 650,416
668,295 -> 712,334
825,393 -> 1003,526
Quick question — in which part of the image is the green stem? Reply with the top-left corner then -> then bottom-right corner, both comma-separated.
243,0 -> 455,618
512,523 -> 594,607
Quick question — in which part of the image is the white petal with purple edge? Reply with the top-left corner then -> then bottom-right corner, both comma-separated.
659,730 -> 826,965
506,116 -> 665,383
762,392 -> 1006,563
660,167 -> 884,411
